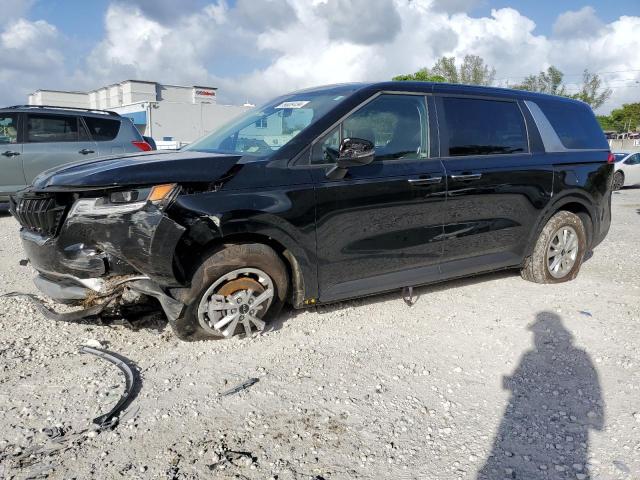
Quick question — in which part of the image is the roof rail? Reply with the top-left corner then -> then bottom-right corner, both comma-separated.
2,105 -> 120,117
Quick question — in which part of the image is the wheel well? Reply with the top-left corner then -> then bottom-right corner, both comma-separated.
526,201 -> 595,260
177,232 -> 304,306
552,202 -> 594,248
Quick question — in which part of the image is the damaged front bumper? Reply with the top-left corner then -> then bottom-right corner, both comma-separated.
15,193 -> 187,321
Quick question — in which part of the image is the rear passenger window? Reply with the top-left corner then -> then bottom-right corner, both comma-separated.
441,97 -> 528,156
534,99 -> 608,150
27,114 -> 79,143
84,117 -> 121,141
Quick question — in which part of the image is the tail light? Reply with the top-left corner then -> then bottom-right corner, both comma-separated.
132,140 -> 152,152
607,152 -> 615,164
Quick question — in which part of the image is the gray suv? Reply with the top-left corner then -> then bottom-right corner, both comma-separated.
0,105 -> 152,207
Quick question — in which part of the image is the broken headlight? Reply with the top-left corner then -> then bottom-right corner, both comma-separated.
68,184 -> 178,217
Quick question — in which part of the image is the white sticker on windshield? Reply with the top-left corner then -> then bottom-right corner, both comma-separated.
275,101 -> 310,109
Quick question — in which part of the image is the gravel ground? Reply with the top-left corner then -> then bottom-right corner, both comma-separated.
0,189 -> 639,480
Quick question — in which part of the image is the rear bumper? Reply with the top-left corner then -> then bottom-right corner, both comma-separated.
592,186 -> 612,249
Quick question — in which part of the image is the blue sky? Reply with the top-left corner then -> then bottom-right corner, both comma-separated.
475,0 -> 638,34
2,0 -> 639,112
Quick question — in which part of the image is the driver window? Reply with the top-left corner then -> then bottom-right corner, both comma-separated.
311,94 -> 427,164
311,126 -> 340,164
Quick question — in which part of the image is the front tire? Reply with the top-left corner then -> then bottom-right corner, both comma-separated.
170,243 -> 289,341
521,211 -> 587,284
612,171 -> 625,190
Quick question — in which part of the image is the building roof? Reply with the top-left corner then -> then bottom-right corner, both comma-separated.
28,80 -> 218,98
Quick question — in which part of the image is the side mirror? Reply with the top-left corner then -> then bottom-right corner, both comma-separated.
337,137 -> 375,167
326,137 -> 375,179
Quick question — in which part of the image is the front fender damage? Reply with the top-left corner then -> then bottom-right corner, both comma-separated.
62,203 -> 187,286
22,202 -> 188,323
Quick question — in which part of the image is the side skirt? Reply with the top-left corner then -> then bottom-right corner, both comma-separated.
318,251 -> 521,305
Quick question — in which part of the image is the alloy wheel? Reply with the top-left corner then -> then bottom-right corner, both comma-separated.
546,226 -> 579,279
197,268 -> 274,337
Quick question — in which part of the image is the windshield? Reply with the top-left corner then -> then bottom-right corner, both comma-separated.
614,153 -> 627,162
185,86 -> 360,156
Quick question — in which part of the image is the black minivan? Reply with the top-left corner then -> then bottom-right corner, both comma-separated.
10,82 -> 613,340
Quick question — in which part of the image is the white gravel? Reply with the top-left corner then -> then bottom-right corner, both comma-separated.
1,189 -> 639,479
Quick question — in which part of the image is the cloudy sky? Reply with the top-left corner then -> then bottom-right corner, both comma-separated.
1,0 -> 639,113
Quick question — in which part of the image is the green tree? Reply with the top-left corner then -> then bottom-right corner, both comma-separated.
393,55 -> 495,86
596,115 -> 616,131
599,102 -> 640,132
392,68 -> 445,82
513,66 -> 612,109
458,55 -> 496,86
514,66 -> 567,96
570,70 -> 612,110
431,56 -> 459,82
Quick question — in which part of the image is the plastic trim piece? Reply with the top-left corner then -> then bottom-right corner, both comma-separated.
79,346 -> 139,429
523,100 -> 567,152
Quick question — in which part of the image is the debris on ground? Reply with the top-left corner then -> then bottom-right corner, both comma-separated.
218,377 -> 259,397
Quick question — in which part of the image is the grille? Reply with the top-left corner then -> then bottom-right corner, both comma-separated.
9,194 -> 67,237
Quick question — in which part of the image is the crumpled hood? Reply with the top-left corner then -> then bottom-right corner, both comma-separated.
32,150 -> 243,189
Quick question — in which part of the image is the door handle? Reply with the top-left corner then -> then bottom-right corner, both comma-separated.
2,150 -> 20,157
450,173 -> 482,181
79,148 -> 95,155
408,176 -> 442,186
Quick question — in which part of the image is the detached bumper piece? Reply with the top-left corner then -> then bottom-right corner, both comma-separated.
79,346 -> 139,430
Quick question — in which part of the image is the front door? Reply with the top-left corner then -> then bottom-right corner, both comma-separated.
0,112 -> 25,200
435,95 -> 553,276
22,113 -> 98,184
310,94 -> 447,302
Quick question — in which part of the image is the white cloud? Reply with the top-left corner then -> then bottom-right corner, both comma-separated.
315,0 -> 402,45
126,0 -> 204,24
553,6 -> 604,39
429,0 -> 481,14
1,0 -> 639,114
233,0 -> 299,32
1,0 -> 35,26
0,18 -> 65,105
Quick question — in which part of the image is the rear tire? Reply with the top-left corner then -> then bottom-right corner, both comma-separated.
612,171 -> 625,190
521,211 -> 587,284
170,243 -> 289,341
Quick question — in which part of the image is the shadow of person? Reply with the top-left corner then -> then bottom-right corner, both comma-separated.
477,312 -> 604,479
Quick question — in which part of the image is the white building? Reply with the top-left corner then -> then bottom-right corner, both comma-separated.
28,80 -> 251,146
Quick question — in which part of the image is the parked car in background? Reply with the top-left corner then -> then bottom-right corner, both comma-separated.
612,152 -> 640,189
0,105 -> 153,208
11,82 -> 613,340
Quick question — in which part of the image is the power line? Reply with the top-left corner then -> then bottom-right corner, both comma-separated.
494,68 -> 640,83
